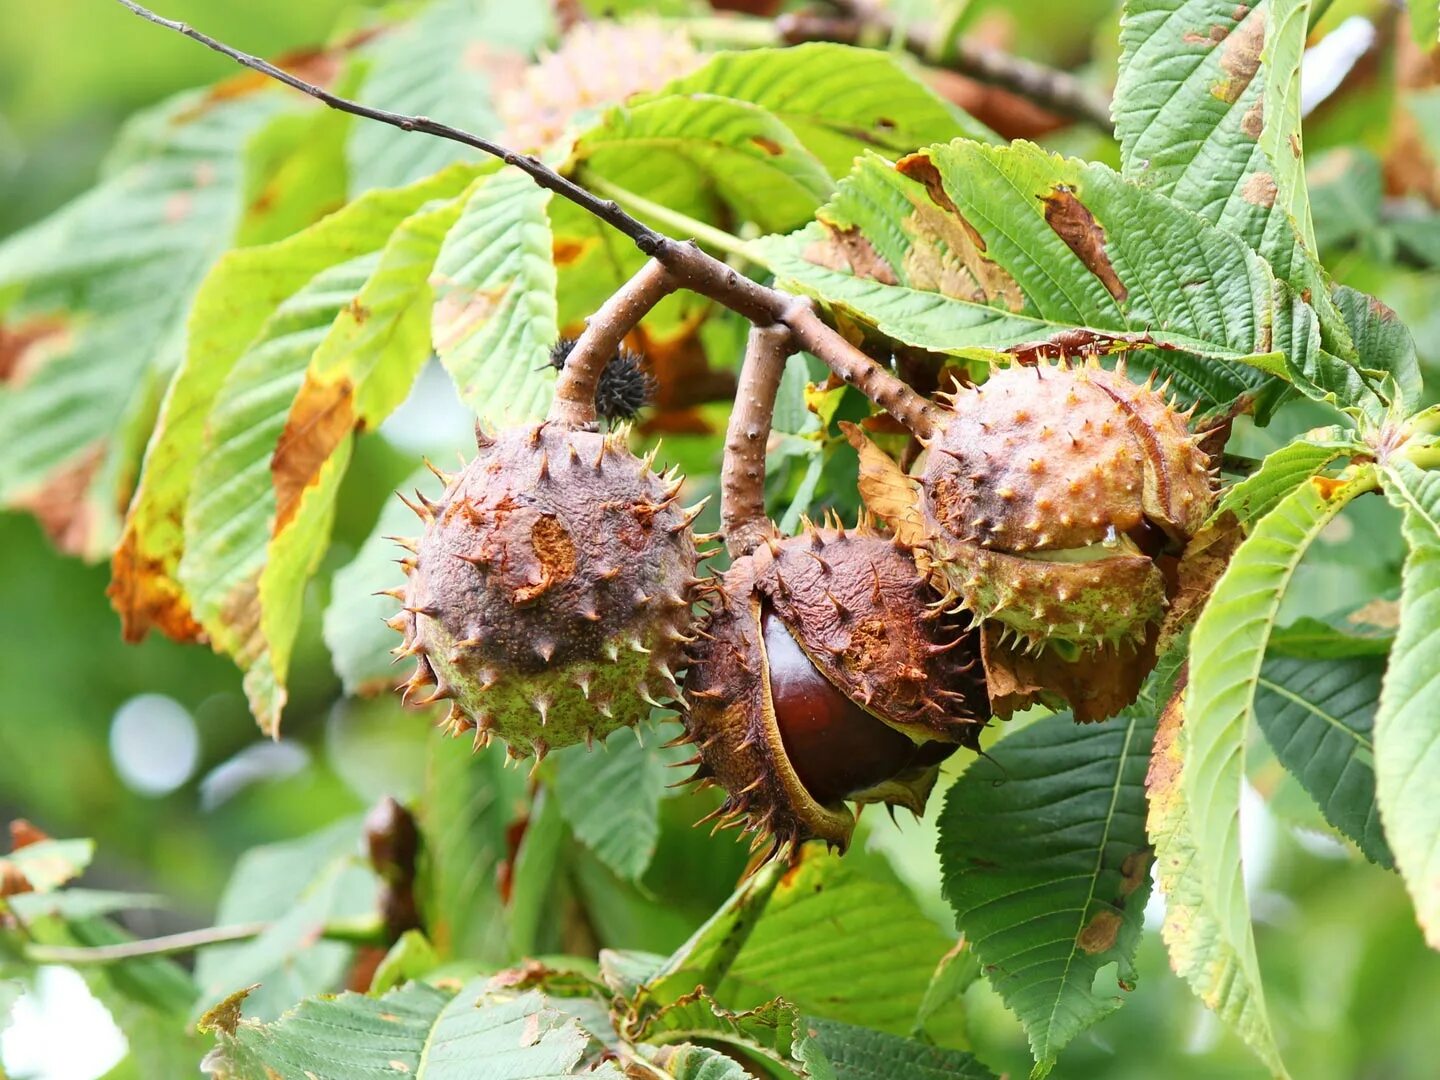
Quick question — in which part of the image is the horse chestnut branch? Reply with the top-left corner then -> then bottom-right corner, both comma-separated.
722,323 -> 794,557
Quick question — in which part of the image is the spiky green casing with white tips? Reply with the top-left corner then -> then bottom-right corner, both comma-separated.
389,422 -> 703,761
679,521 -> 985,856
920,360 -> 1215,654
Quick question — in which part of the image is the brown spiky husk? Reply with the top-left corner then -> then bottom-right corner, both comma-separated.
753,517 -> 987,745
679,523 -> 986,855
918,359 -> 1215,689
390,422 -> 702,760
925,359 -> 1213,555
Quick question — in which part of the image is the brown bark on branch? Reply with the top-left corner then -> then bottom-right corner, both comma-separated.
723,324 -> 794,556
549,260 -> 676,428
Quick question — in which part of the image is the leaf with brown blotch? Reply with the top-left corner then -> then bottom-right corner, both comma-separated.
1041,185 -> 1128,303
270,372 -> 356,536
14,443 -> 106,560
0,315 -> 71,386
840,421 -> 926,546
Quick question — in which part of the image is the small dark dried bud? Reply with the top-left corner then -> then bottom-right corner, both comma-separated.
549,337 -> 655,421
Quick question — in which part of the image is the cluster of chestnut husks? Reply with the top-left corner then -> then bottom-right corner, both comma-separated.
381,343 -> 1219,862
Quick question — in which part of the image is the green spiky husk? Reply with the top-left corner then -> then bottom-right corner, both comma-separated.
925,536 -> 1167,653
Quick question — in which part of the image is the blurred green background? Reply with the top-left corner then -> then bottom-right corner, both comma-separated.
3,2 -> 1440,1078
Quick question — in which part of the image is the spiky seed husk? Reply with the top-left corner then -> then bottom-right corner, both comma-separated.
680,525 -> 985,854
753,520 -> 987,745
921,359 -> 1214,654
390,422 -> 700,759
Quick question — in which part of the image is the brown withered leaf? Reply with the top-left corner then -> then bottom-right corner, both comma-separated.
632,313 -> 735,415
840,421 -> 927,546
803,224 -> 899,284
895,154 -> 1025,312
197,985 -> 259,1037
1144,665 -> 1189,810
1157,512 -> 1243,654
271,372 -> 356,536
1003,328 -> 1168,366
0,862 -> 32,899
14,443 -> 105,559
9,820 -> 50,850
109,527 -> 207,644
982,625 -> 1155,724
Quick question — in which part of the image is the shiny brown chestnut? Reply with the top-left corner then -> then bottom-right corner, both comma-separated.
679,520 -> 986,856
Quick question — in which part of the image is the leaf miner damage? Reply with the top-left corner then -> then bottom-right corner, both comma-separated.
1041,185 -> 1128,303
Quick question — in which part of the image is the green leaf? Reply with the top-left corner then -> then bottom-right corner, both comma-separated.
651,849 -> 952,1036
6,889 -> 166,923
507,786 -> 571,958
370,930 -> 441,996
177,253 -> 377,675
419,732 -> 528,964
1331,286 -> 1424,415
1114,0 -> 1391,412
346,0 -> 552,193
1266,616 -> 1394,659
1255,649 -> 1393,865
237,102 -> 352,248
431,168 -> 559,424
1410,0 -> 1440,47
937,709 -> 1155,1073
644,1043 -> 755,1080
0,87 -> 291,559
549,722 -> 677,882
573,94 -> 835,235
1308,148 -> 1382,255
809,1018 -> 997,1080
1376,457 -> 1440,949
1211,433 -> 1357,527
626,991 -> 831,1080
111,164 -> 478,646
913,941 -> 980,1042
757,140 -> 1312,416
1115,0 -> 1315,279
207,982 -> 606,1079
644,44 -> 989,179
244,187 -> 475,730
1174,468 -> 1375,1073
194,820 -> 378,1022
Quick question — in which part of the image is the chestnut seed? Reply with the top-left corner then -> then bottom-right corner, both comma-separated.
763,606 -> 943,807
